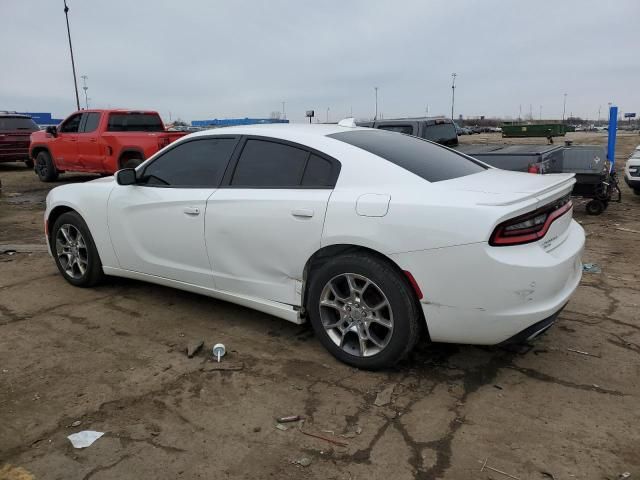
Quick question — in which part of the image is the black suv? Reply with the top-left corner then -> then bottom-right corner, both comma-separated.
0,112 -> 39,167
357,117 -> 458,147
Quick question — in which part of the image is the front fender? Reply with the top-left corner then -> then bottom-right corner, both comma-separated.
46,181 -> 118,268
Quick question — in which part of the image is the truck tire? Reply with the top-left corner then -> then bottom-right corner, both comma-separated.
35,151 -> 58,182
121,157 -> 143,169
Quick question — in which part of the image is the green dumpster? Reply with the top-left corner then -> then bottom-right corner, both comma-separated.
501,123 -> 567,138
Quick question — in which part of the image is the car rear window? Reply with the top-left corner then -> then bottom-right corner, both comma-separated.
328,129 -> 486,182
0,117 -> 38,132
107,113 -> 164,132
423,123 -> 458,144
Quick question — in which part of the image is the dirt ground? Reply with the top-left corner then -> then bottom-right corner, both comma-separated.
1,132 -> 639,480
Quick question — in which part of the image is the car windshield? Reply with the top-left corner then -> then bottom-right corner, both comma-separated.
0,116 -> 38,132
329,129 -> 486,182
107,113 -> 164,132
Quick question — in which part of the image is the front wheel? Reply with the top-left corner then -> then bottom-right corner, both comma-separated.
307,253 -> 421,370
51,212 -> 104,287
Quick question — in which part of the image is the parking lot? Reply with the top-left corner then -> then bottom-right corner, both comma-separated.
1,131 -> 639,479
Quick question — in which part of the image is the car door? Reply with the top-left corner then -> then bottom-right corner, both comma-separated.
76,112 -> 104,171
54,113 -> 83,169
107,136 -> 239,287
205,137 -> 340,305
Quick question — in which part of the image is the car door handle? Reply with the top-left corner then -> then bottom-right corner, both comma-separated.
291,208 -> 314,218
183,206 -> 200,216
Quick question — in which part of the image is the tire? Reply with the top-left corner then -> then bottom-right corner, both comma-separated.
586,199 -> 605,215
306,253 -> 421,370
121,157 -> 143,169
51,211 -> 104,287
35,151 -> 58,182
25,159 -> 34,169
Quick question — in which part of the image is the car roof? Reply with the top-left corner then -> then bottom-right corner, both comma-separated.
186,123 -> 371,140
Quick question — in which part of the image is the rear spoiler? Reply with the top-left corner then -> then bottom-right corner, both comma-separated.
477,174 -> 575,206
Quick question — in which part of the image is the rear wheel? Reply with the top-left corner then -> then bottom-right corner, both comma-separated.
307,253 -> 420,370
586,199 -> 605,215
35,151 -> 58,182
120,156 -> 143,169
51,212 -> 104,287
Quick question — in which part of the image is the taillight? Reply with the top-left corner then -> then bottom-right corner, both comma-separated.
490,196 -> 572,247
527,164 -> 540,174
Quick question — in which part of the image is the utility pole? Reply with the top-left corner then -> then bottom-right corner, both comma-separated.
374,87 -> 378,120
63,0 -> 80,111
450,73 -> 457,120
562,93 -> 567,123
81,75 -> 89,109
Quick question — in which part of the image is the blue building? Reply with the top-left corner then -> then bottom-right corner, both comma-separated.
191,118 -> 289,128
18,112 -> 64,126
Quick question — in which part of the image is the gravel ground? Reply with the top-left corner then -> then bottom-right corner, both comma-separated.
1,131 -> 639,479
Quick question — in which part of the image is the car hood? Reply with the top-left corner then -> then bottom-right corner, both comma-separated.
437,169 -> 575,206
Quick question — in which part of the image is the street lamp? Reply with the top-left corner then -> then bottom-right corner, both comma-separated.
450,73 -> 457,120
81,75 -> 89,109
374,87 -> 378,120
63,0 -> 80,111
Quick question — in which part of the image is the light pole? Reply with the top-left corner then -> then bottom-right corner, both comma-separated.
374,87 -> 378,120
450,73 -> 457,120
63,0 -> 80,111
81,75 -> 89,109
562,93 -> 567,123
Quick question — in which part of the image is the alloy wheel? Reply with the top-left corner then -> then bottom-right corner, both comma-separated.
55,224 -> 89,279
319,273 -> 394,357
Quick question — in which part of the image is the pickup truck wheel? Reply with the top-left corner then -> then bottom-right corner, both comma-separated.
121,157 -> 143,169
35,151 -> 58,182
25,159 -> 34,169
51,212 -> 104,287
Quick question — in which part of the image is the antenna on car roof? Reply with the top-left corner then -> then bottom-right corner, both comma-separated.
337,118 -> 357,128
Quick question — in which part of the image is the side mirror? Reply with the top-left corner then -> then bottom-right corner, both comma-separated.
116,168 -> 137,186
45,125 -> 57,137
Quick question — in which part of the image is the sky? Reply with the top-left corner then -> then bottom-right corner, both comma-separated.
1,0 -> 638,124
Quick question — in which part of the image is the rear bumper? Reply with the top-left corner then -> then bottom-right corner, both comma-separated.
390,219 -> 584,345
498,303 -> 565,345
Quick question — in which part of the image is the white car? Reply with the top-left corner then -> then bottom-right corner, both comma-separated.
624,148 -> 640,195
45,121 -> 585,369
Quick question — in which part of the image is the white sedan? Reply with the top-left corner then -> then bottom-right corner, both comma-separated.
44,121 -> 585,369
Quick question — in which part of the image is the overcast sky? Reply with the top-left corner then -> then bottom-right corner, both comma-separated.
1,0 -> 638,123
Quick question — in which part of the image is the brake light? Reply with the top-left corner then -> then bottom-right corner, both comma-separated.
490,196 -> 572,246
527,164 -> 540,174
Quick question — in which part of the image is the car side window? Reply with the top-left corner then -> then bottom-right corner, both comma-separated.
231,139 -> 309,188
141,138 -> 237,187
82,113 -> 101,133
301,154 -> 333,187
59,114 -> 82,133
378,125 -> 414,135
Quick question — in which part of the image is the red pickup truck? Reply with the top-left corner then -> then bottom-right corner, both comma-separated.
29,109 -> 187,181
